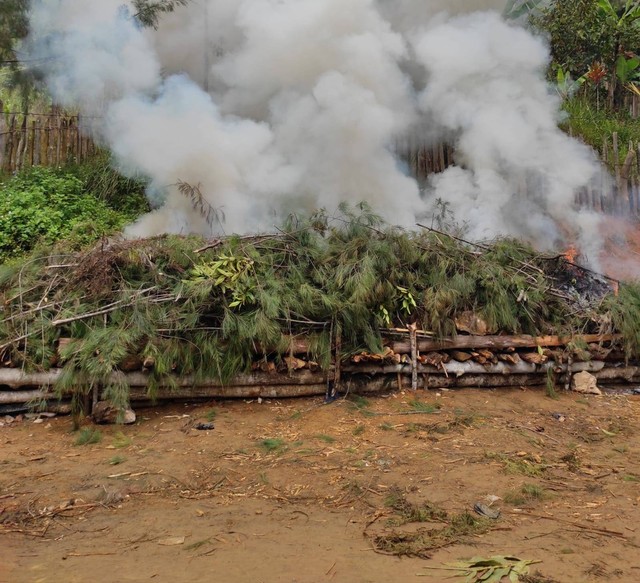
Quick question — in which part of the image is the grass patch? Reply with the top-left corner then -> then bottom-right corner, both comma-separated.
108,455 -> 126,465
112,431 -> 132,448
352,424 -> 365,436
562,97 -> 640,171
204,409 -> 217,422
371,511 -> 491,559
521,574 -> 560,583
260,438 -> 286,453
384,487 -> 448,525
315,434 -> 336,443
487,453 -> 547,477
379,422 -> 394,431
504,483 -> 547,506
74,428 -> 102,446
441,411 -> 479,432
347,395 -> 376,417
407,400 -> 440,413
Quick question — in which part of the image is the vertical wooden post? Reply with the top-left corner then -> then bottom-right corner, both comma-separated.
0,100 -> 6,172
15,117 -> 26,173
33,119 -> 41,166
613,132 -> 621,214
601,136 -> 609,213
409,323 -> 418,392
7,115 -> 16,172
620,143 -> 634,215
55,112 -> 62,166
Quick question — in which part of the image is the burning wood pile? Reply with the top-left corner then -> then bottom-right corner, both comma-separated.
0,208 -> 638,418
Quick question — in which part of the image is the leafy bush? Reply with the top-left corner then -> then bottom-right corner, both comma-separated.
0,165 -> 143,263
67,152 -> 150,219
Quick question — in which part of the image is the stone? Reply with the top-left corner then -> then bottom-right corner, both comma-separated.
571,371 -> 602,395
92,401 -> 136,424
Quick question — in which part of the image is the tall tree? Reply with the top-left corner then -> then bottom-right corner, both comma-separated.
0,0 -> 190,111
0,0 -> 28,67
531,0 -> 640,108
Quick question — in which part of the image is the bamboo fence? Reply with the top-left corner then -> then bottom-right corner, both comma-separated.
0,103 -> 96,173
588,131 -> 640,216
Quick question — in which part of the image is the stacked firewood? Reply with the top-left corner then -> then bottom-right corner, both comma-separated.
0,330 -> 636,416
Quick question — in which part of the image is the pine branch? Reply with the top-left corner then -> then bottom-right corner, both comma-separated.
176,181 -> 225,229
131,0 -> 190,29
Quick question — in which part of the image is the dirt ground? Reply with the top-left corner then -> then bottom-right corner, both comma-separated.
1,387 -> 640,583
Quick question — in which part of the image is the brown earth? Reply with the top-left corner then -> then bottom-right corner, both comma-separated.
1,387 -> 640,583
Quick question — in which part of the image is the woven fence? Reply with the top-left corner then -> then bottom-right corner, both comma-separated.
0,104 -> 97,173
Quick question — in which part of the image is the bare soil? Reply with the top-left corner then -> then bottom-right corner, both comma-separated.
2,387 -> 640,583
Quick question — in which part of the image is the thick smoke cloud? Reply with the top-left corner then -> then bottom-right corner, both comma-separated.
25,0 -> 602,255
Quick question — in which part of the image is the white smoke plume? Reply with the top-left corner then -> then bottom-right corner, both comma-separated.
25,0 -> 603,256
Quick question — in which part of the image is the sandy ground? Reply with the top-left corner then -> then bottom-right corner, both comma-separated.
1,387 -> 640,583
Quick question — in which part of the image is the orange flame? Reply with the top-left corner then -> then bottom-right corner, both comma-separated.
563,245 -> 578,263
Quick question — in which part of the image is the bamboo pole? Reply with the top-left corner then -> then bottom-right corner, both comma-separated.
613,131 -> 621,213
0,100 -> 5,171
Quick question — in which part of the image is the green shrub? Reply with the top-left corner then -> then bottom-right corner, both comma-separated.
0,166 -> 139,262
67,153 -> 150,219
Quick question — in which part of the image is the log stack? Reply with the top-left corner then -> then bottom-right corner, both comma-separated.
0,331 -> 635,416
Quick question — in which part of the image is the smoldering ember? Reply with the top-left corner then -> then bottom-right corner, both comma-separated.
2,1 -> 640,582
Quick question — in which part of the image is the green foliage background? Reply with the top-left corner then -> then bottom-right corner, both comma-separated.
0,163 -> 148,263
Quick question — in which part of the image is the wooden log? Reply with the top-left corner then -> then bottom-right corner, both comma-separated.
342,360 -> 606,376
346,374 -> 548,392
0,389 -> 48,404
128,383 -> 329,400
261,333 -> 620,357
0,368 -> 330,389
389,334 -> 620,354
594,366 -> 639,382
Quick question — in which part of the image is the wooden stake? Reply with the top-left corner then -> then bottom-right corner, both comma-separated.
409,323 -> 418,391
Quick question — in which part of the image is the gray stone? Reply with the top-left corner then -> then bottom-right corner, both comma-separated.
571,371 -> 602,395
92,401 -> 136,424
